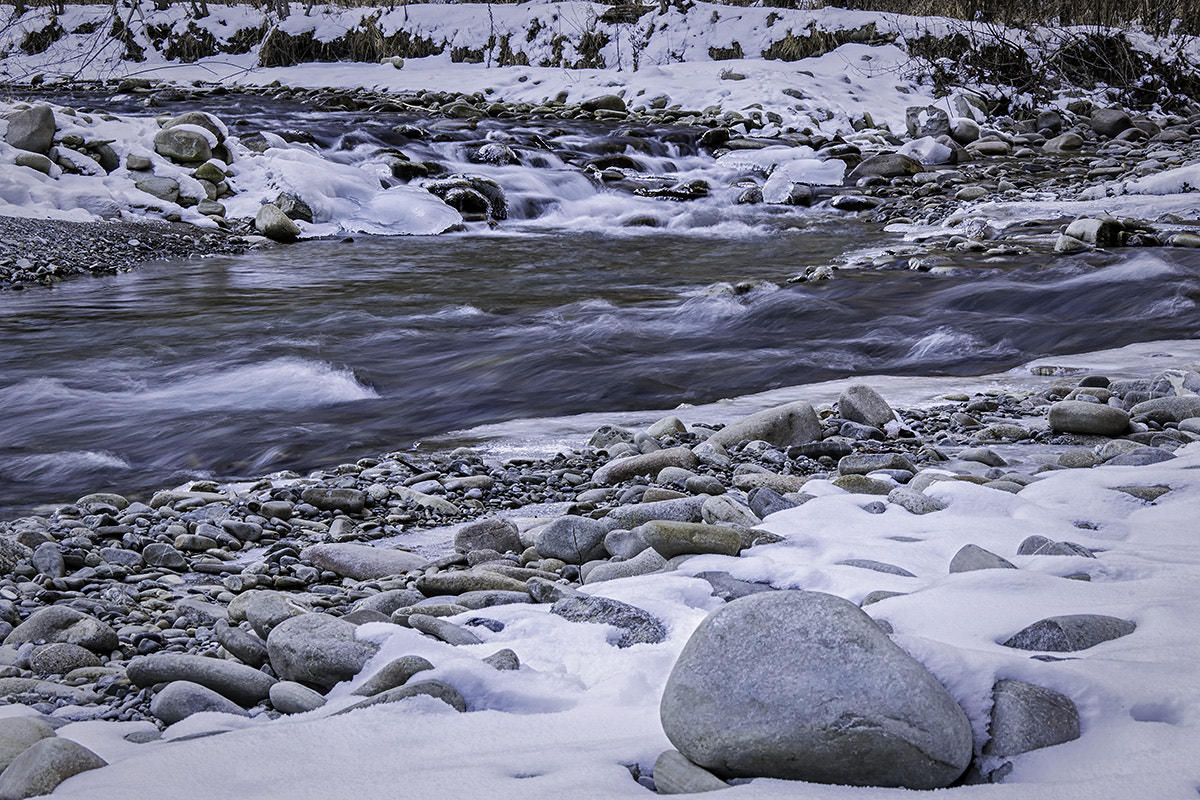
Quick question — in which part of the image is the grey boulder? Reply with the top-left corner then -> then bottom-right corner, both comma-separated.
127,652 -> 276,705
153,125 -> 212,163
660,590 -> 972,788
592,447 -> 699,485
5,606 -> 118,654
838,384 -> 897,428
0,717 -> 56,773
150,680 -> 250,725
1047,401 -> 1129,436
984,679 -> 1080,757
454,518 -> 522,555
706,401 -> 820,450
950,544 -> 1018,573
0,738 -> 105,800
300,543 -> 429,580
1002,614 -> 1136,652
2,105 -> 56,154
551,595 -> 667,648
534,516 -> 609,564
267,613 -> 380,690
255,203 -> 301,242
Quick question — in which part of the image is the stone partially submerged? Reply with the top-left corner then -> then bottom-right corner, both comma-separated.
660,590 -> 972,788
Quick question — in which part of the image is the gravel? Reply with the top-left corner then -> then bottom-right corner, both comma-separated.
0,215 -> 252,290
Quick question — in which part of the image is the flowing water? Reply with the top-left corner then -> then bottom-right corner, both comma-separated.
2,92 -> 1200,513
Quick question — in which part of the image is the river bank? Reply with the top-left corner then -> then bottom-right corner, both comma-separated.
0,342 -> 1196,797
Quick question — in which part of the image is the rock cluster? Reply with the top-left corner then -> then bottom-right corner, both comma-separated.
0,356 -> 1186,789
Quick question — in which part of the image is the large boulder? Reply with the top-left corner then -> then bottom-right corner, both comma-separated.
1001,614 -> 1135,652
150,680 -> 251,725
534,516 -> 609,564
984,679 -> 1080,757
3,105 -> 56,154
267,613 -> 380,690
0,738 -> 105,800
126,652 -> 276,706
5,607 -> 118,654
0,717 -> 56,773
838,384 -> 897,429
660,590 -> 972,788
1047,401 -> 1129,436
255,203 -> 301,243
300,543 -> 429,581
153,125 -> 213,163
706,401 -> 820,450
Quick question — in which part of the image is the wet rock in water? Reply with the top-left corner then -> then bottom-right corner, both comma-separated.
706,401 -> 820,450
551,595 -> 667,648
660,591 -> 972,787
0,717 -> 56,772
267,613 -> 381,690
0,737 -> 106,800
300,543 -> 429,580
1002,614 -> 1136,652
150,680 -> 251,725
534,516 -> 609,564
1047,401 -> 1130,436
3,105 -> 56,154
269,681 -> 327,714
5,607 -> 118,654
455,518 -> 522,555
1064,217 -> 1125,246
950,544 -> 1018,573
984,679 -> 1081,757
255,203 -> 301,243
275,192 -> 314,223
127,652 -> 276,706
653,750 -> 729,794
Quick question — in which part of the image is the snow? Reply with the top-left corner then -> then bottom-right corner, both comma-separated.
1,3 -> 1199,796
26,423 -> 1200,799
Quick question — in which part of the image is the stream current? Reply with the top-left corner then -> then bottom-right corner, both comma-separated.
2,93 -> 1200,513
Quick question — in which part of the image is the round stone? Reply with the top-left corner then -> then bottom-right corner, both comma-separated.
660,590 -> 972,788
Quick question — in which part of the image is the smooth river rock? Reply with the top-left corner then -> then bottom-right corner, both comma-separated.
1002,614 -> 1136,652
300,543 -> 429,581
1047,401 -> 1130,436
127,652 -> 276,706
5,607 -> 118,654
267,613 -> 380,690
706,401 -> 821,450
0,738 -> 106,800
660,590 -> 972,788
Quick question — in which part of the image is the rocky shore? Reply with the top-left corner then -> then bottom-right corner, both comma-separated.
0,353 -> 1195,795
4,79 -> 1200,293
0,214 -> 251,289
